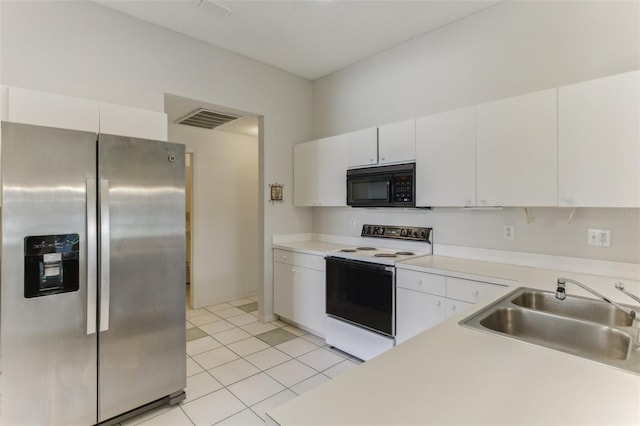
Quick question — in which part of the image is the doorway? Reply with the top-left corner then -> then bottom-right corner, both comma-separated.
185,152 -> 194,308
165,93 -> 261,310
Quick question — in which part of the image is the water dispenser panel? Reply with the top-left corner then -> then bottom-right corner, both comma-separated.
24,234 -> 80,298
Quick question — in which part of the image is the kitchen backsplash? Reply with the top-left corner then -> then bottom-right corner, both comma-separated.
312,207 -> 640,264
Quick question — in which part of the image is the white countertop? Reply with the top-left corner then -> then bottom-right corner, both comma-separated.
272,240 -> 353,256
268,241 -> 640,425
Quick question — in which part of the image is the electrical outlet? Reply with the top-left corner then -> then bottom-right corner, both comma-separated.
349,218 -> 356,230
504,225 -> 514,240
588,229 -> 611,247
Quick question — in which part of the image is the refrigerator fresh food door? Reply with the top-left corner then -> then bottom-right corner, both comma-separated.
1,122 -> 99,425
97,134 -> 186,422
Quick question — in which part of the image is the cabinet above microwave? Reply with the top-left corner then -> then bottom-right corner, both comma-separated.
346,119 -> 416,169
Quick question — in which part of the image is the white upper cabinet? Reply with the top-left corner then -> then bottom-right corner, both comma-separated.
346,127 -> 377,168
476,89 -> 558,207
558,70 -> 640,207
99,103 -> 168,141
416,107 -> 476,207
293,140 -> 318,207
5,86 -> 99,133
294,134 -> 347,207
378,118 -> 416,165
3,86 -> 168,141
316,135 -> 348,205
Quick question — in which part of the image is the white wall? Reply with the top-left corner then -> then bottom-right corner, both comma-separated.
170,124 -> 259,305
311,0 -> 640,265
0,1 -> 314,316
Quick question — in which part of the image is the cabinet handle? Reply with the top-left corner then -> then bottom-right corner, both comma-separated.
292,267 -> 296,273
417,279 -> 422,285
464,198 -> 472,205
369,158 -> 374,162
380,156 -> 386,161
436,300 -> 441,307
473,290 -> 480,297
283,255 -> 287,260
450,304 -> 456,311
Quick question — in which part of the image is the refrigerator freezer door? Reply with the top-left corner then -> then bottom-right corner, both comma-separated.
97,134 -> 186,422
1,122 -> 98,425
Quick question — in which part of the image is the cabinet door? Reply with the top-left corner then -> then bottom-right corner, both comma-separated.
100,103 -> 168,141
476,89 -> 557,206
6,86 -> 99,133
396,288 -> 445,344
293,140 -> 319,206
416,107 -> 476,207
378,119 -> 416,165
445,299 -> 474,319
446,277 -> 504,304
296,268 -> 327,337
316,134 -> 348,206
558,70 -> 640,207
273,261 -> 295,321
347,127 -> 377,168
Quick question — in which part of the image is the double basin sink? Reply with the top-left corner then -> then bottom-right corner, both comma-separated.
461,287 -> 640,374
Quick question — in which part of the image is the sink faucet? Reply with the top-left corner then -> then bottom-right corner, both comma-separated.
556,277 -> 637,321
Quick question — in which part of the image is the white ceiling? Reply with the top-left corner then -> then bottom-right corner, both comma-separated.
96,0 -> 500,80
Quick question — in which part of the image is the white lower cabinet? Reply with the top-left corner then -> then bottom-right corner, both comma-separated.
273,261 -> 296,322
444,299 -> 474,319
396,268 -> 508,344
273,249 -> 327,337
396,289 -> 445,344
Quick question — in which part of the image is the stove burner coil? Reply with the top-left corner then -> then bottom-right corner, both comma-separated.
356,247 -> 377,251
395,251 -> 414,256
374,253 -> 397,258
340,249 -> 357,252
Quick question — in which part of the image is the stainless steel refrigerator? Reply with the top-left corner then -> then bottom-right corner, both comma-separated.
1,122 -> 187,425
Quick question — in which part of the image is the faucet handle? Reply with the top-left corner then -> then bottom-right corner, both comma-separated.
615,282 -> 640,305
556,278 -> 567,300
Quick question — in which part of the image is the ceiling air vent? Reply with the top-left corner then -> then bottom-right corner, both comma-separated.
176,108 -> 239,129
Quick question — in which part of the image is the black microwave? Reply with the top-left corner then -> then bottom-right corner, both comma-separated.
346,163 -> 415,207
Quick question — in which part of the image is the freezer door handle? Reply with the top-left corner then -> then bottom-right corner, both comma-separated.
86,179 -> 98,335
99,178 -> 111,332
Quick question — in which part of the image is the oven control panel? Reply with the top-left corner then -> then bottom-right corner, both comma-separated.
361,224 -> 431,242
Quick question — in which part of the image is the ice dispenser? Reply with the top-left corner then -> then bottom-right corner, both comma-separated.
24,234 -> 80,298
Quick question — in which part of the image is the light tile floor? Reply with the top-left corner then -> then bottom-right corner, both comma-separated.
121,295 -> 363,425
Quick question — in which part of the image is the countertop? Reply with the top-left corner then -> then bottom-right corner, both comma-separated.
267,241 -> 640,425
272,240 -> 352,256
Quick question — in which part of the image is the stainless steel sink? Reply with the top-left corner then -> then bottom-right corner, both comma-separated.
511,290 -> 633,326
461,287 -> 640,374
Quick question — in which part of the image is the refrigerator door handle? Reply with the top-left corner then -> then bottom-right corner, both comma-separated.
86,179 -> 98,335
99,178 -> 111,332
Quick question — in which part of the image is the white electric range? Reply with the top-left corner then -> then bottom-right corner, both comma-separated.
325,224 -> 433,361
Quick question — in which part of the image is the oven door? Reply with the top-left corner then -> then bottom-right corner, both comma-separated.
325,257 -> 395,336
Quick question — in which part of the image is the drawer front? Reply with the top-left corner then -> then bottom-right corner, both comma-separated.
273,249 -> 325,271
446,277 -> 504,303
445,299 -> 475,319
396,270 -> 446,296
